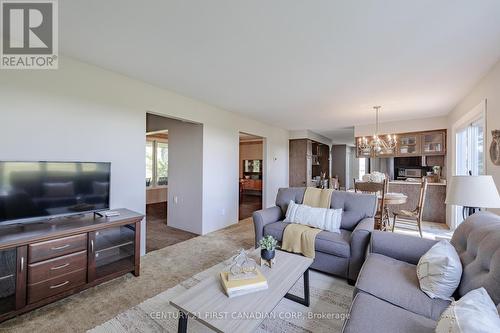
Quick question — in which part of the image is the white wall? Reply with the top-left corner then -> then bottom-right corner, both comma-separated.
447,58 -> 500,219
354,116 -> 448,137
0,56 -> 290,243
0,68 -> 147,254
146,114 -> 204,234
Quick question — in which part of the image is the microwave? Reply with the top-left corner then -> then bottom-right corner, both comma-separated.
404,168 -> 423,178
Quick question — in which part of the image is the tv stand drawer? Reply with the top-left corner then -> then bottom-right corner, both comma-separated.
28,250 -> 87,284
28,234 -> 87,263
27,269 -> 86,304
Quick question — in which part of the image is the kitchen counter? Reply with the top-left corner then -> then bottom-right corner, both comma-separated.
389,180 -> 447,186
388,181 -> 446,223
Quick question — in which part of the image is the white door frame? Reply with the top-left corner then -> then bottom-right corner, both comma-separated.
448,100 -> 487,228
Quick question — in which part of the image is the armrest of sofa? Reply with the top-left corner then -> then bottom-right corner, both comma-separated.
348,217 -> 374,282
370,231 -> 438,265
252,206 -> 283,248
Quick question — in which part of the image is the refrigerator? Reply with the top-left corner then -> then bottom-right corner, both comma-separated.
369,157 -> 395,180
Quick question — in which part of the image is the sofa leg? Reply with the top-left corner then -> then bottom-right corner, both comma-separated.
347,279 -> 356,286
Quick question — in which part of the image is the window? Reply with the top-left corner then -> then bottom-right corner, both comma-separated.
456,116 -> 485,176
146,141 -> 154,187
146,138 -> 167,187
358,158 -> 367,180
454,114 -> 485,225
156,142 -> 168,185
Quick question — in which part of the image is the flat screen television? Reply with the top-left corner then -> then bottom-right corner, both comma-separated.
0,161 -> 110,225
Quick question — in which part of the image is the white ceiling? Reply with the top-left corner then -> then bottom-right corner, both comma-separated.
60,1 -> 500,138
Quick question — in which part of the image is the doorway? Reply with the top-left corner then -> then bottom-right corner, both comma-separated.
145,114 -> 200,253
239,132 -> 264,220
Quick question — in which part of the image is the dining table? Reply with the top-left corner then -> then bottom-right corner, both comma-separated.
378,192 -> 408,230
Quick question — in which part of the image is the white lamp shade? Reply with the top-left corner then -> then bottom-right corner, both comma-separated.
445,175 -> 500,208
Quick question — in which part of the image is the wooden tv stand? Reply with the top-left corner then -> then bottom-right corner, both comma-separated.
0,208 -> 143,323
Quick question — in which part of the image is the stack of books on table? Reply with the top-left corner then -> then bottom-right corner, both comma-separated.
220,268 -> 268,298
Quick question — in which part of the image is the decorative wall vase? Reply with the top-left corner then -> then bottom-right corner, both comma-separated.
490,130 -> 500,166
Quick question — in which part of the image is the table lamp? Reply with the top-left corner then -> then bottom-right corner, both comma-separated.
445,175 -> 500,219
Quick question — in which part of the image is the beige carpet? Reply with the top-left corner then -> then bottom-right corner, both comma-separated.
89,262 -> 353,333
0,219 -> 255,333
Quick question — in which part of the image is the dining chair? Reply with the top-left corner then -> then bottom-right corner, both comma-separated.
329,176 -> 339,190
353,178 -> 387,230
391,178 -> 428,237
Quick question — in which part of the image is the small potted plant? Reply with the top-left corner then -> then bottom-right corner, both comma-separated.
259,235 -> 278,261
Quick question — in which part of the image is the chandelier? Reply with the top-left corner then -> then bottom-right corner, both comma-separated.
357,106 -> 397,156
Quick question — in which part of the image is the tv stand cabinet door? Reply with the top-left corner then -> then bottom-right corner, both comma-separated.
0,247 -> 25,317
87,232 -> 97,283
15,246 -> 27,310
87,223 -> 137,283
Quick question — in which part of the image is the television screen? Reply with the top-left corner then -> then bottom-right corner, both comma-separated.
0,161 -> 110,224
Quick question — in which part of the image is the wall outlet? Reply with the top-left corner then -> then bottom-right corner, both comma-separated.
221,208 -> 226,216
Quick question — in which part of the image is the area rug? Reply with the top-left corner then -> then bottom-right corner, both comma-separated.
89,260 -> 354,333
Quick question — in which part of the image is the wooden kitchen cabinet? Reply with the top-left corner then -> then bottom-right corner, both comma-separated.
289,139 -> 329,187
355,129 -> 446,158
397,134 -> 421,156
421,131 -> 446,155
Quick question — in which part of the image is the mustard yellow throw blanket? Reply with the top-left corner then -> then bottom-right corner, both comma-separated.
281,187 -> 334,258
303,187 -> 333,208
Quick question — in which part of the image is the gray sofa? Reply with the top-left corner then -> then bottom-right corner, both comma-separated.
343,211 -> 500,333
252,187 -> 377,283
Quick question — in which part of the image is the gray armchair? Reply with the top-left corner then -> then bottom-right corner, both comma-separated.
252,187 -> 377,283
343,211 -> 500,333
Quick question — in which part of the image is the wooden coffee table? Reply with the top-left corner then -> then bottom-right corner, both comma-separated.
170,249 -> 313,333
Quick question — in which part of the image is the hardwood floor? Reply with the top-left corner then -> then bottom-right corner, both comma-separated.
146,203 -> 197,253
239,193 -> 262,220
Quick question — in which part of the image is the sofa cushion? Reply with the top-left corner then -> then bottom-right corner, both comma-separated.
451,212 -> 500,304
436,287 -> 500,333
417,240 -> 462,300
275,188 -> 377,231
330,191 -> 377,231
315,229 -> 351,257
276,187 -> 306,215
284,200 -> 342,233
343,292 -> 436,333
263,221 -> 351,258
355,253 -> 450,320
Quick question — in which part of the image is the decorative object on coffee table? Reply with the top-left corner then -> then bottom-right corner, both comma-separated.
220,267 -> 268,298
490,130 -> 500,166
259,235 -> 277,268
170,248 -> 312,333
228,248 -> 257,280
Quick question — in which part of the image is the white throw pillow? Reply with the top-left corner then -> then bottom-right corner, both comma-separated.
416,240 -> 462,300
435,288 -> 500,333
284,200 -> 342,233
